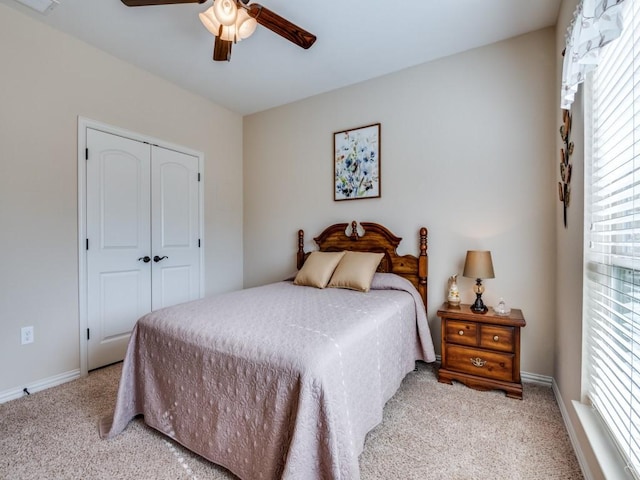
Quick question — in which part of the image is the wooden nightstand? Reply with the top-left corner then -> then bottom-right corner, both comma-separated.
437,302 -> 526,399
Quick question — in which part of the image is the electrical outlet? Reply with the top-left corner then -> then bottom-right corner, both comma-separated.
21,326 -> 34,345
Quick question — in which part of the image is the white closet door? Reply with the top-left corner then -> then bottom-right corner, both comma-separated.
151,145 -> 200,311
86,129 -> 152,370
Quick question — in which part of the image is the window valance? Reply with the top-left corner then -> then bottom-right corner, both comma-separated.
561,0 -> 626,109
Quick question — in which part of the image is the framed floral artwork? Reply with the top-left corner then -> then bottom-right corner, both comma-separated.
334,123 -> 381,201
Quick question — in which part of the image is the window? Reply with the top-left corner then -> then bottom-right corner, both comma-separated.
585,0 -> 640,477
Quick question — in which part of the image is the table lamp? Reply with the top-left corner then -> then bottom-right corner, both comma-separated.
462,250 -> 495,313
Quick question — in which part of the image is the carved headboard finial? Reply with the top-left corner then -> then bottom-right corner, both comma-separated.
349,220 -> 359,241
297,229 -> 305,270
420,227 -> 428,254
418,227 -> 428,288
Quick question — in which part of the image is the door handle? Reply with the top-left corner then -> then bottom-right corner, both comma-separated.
153,255 -> 168,263
138,256 -> 151,263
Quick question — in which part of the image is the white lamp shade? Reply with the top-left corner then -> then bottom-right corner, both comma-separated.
199,7 -> 221,36
213,0 -> 238,27
236,9 -> 257,40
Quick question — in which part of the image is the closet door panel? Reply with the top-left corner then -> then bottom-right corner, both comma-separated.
151,146 -> 200,311
86,128 -> 152,370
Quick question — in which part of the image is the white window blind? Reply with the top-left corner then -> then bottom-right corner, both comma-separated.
586,0 -> 640,477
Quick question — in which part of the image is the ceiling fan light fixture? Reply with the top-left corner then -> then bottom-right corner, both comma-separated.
212,0 -> 237,26
201,4 -> 254,42
219,24 -> 238,42
199,7 -> 221,36
236,8 -> 257,40
194,0 -> 316,61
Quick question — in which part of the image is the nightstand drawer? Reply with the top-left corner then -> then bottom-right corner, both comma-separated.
445,345 -> 514,382
444,320 -> 477,347
479,324 -> 515,353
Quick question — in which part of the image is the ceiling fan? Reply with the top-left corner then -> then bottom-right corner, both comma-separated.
121,0 -> 317,62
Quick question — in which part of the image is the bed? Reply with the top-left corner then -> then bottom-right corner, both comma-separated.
100,221 -> 435,480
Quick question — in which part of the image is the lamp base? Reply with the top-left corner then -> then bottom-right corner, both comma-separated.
470,293 -> 488,314
470,304 -> 488,314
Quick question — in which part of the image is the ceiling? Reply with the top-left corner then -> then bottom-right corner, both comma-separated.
2,0 -> 561,115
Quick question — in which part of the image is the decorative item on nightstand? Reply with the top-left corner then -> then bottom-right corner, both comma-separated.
462,250 -> 494,314
494,298 -> 511,316
447,274 -> 461,307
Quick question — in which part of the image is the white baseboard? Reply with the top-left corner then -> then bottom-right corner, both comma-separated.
0,369 -> 80,404
552,379 -> 594,480
521,370 -> 552,386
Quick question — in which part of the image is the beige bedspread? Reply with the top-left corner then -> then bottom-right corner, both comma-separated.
100,273 -> 435,479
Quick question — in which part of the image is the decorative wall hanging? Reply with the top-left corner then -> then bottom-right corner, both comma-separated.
334,123 -> 381,201
559,109 -> 573,227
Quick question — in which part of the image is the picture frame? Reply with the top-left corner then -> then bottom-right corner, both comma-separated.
334,123 -> 381,201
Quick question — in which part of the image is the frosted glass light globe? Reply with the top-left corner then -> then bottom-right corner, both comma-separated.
213,0 -> 238,27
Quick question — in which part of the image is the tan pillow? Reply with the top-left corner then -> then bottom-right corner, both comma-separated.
327,251 -> 385,292
293,251 -> 346,288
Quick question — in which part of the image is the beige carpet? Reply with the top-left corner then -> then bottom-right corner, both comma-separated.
0,362 -> 583,479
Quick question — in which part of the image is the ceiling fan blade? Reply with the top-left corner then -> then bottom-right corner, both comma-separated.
121,0 -> 205,6
247,4 -> 316,50
213,37 -> 233,62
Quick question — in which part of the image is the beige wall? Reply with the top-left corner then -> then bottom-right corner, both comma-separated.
244,28 -> 557,376
554,0 -> 604,478
0,4 -> 244,393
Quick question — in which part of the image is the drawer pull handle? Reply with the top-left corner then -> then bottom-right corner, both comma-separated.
493,335 -> 499,342
470,357 -> 486,368
458,330 -> 464,336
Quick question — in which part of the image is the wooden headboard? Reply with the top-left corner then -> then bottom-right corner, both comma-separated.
297,221 -> 428,311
